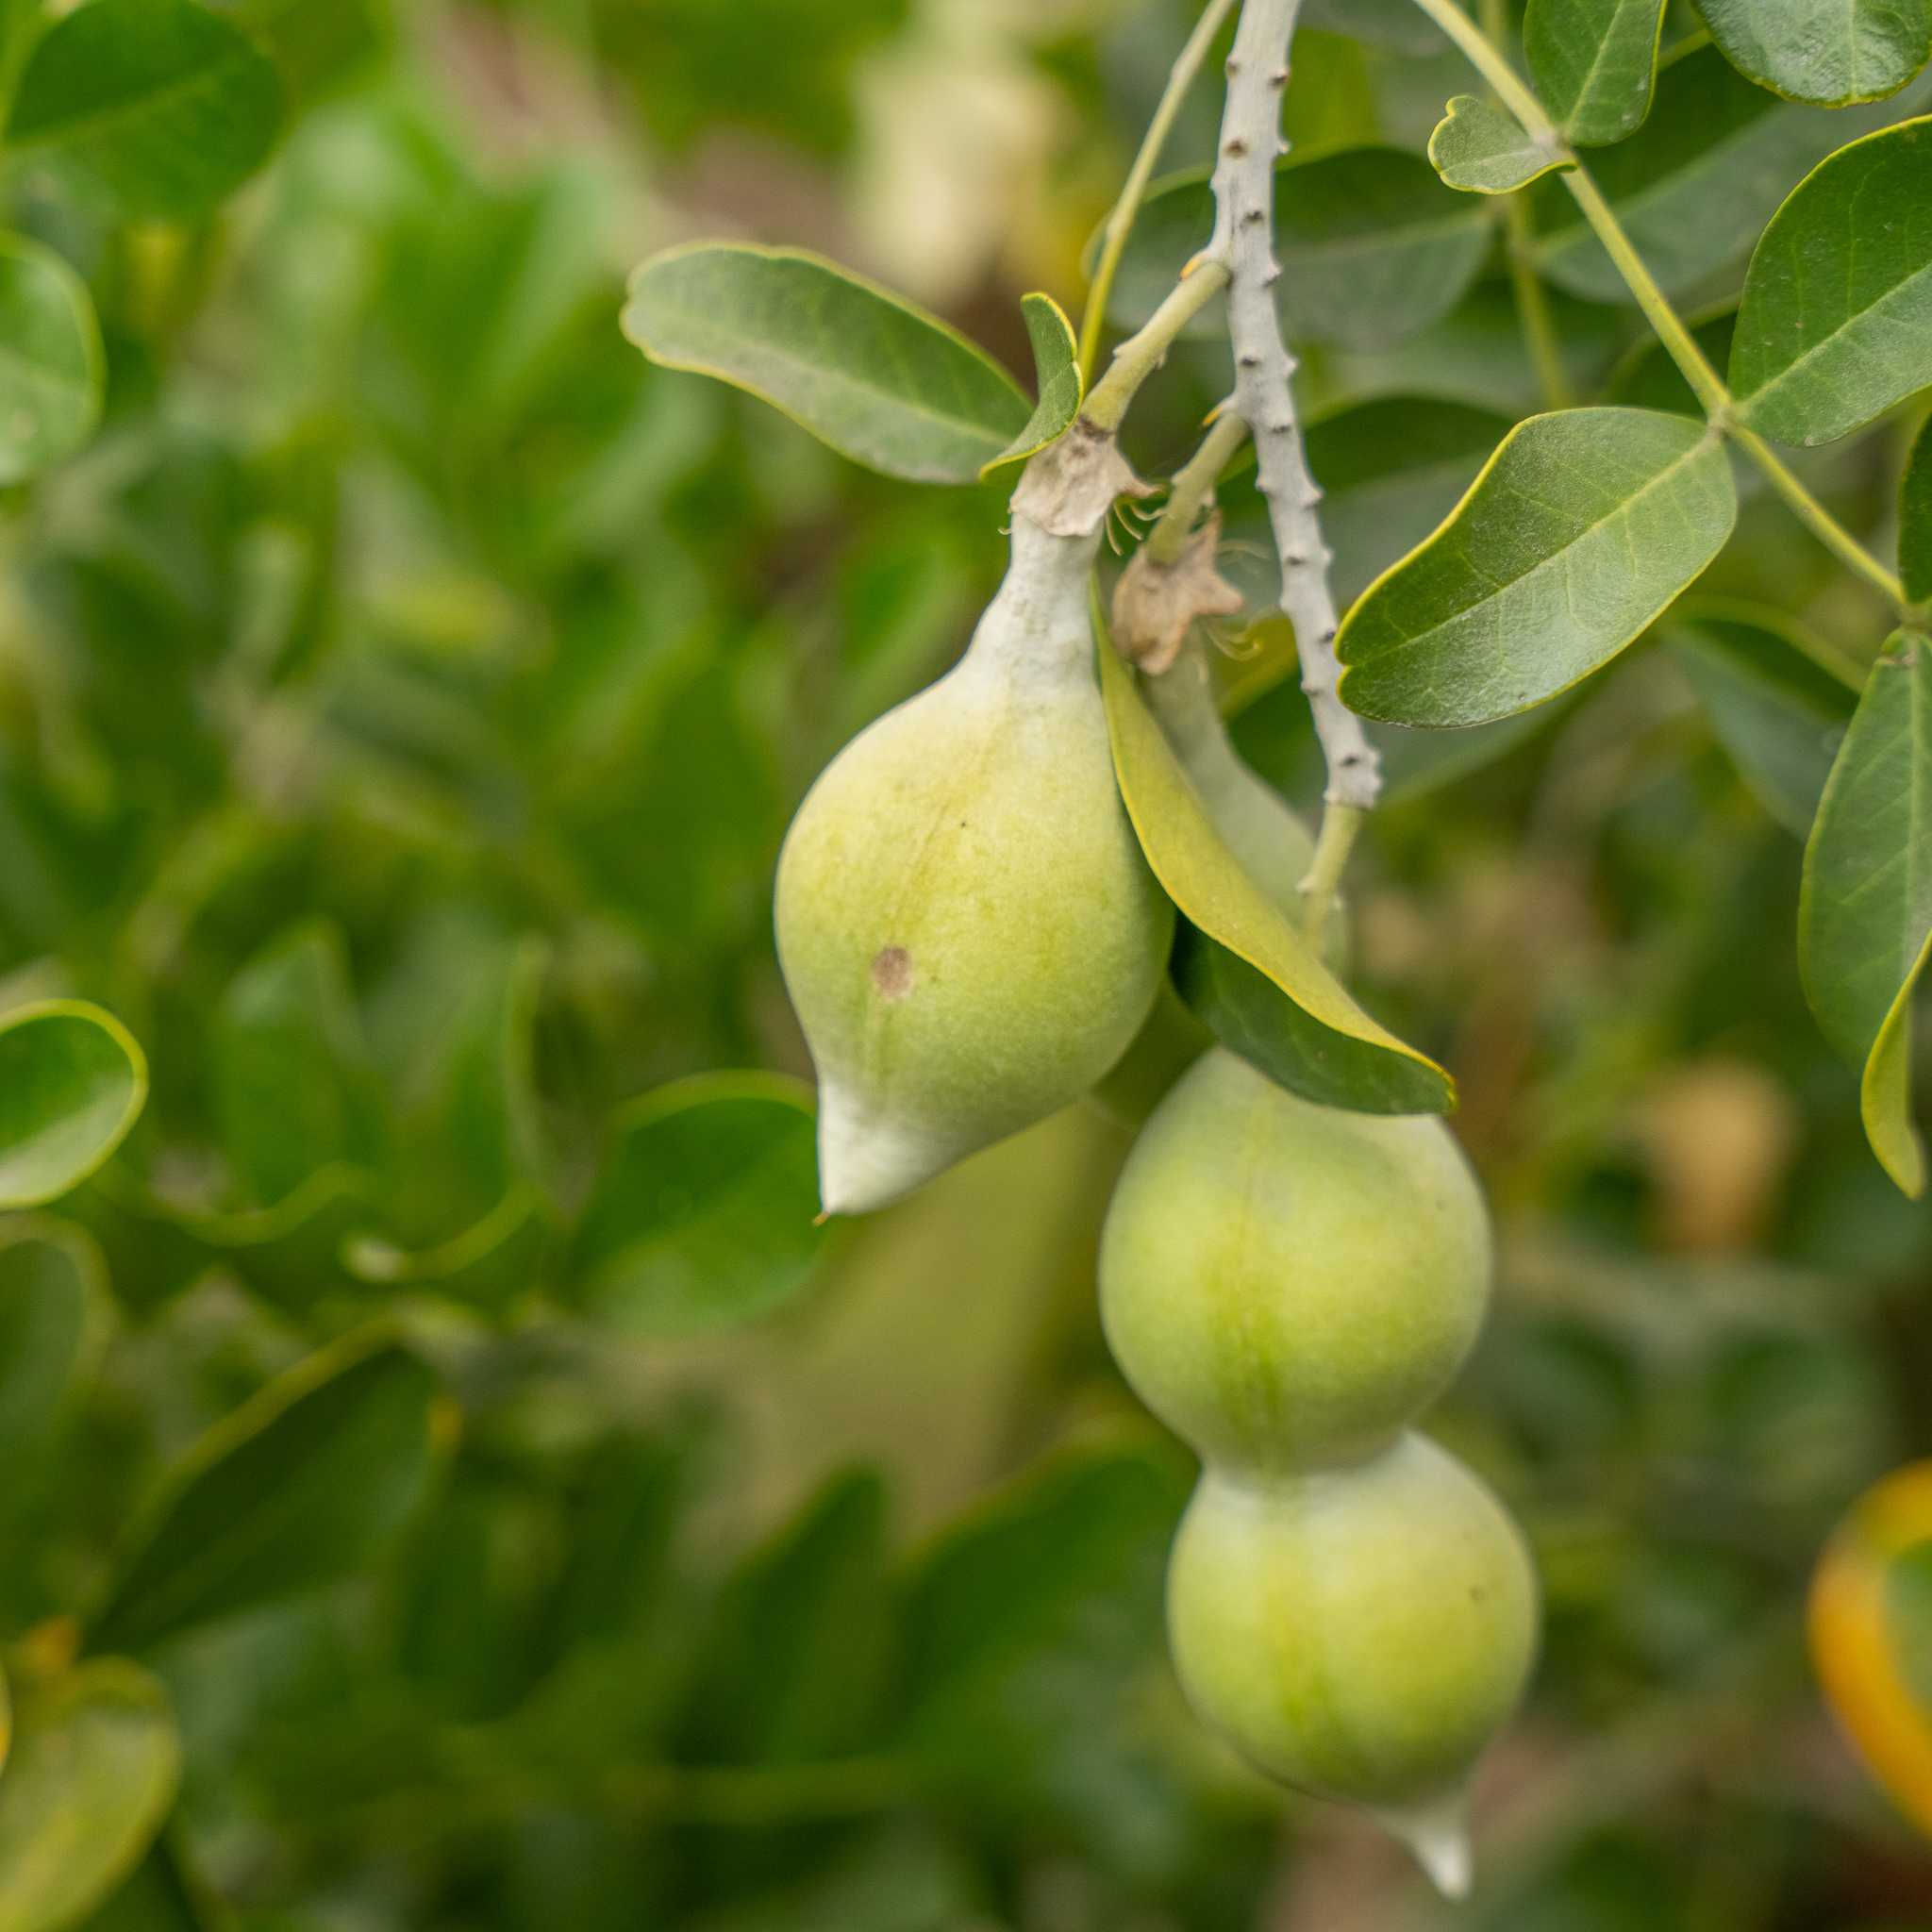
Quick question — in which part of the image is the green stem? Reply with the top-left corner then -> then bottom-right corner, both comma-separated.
1407,0 -> 1908,613
1083,259 -> 1230,431
1299,801 -> 1363,944
1078,0 -> 1241,386
1146,404 -> 1250,564
1478,0 -> 1571,409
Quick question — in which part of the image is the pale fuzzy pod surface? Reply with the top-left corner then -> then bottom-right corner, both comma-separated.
1168,1435 -> 1538,1830
775,518 -> 1174,1216
1100,1046 -> 1491,1471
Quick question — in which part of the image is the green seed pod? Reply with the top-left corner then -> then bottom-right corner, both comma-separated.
1100,1047 -> 1490,1470
776,521 -> 1174,1216
1168,1433 -> 1537,1890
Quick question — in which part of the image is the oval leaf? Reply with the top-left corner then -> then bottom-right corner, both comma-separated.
1429,95 -> 1574,193
0,1002 -> 146,1209
1699,0 -> 1932,106
621,243 -> 1029,486
1800,636 -> 1932,1196
1337,408 -> 1738,726
211,919 -> 383,1210
6,0 -> 285,222
0,235 -> 102,487
981,291 -> 1081,479
1097,638 -> 1453,1115
1532,47 -> 1932,303
1732,120 -> 1932,447
569,1072 -> 828,1336
1525,0 -> 1667,145
1111,146 -> 1493,349
1905,413 -> 1932,605
0,1661 -> 181,1932
1667,608 -> 1858,833
0,1219 -> 108,1466
89,1329 -> 441,1654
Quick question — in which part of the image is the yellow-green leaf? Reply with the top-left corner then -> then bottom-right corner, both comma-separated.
0,1661 -> 181,1932
1097,640 -> 1452,1116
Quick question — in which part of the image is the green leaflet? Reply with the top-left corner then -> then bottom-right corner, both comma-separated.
0,1002 -> 146,1209
89,1329 -> 442,1653
1904,413 -> 1932,604
0,1661 -> 182,1932
569,1071 -> 830,1336
1731,119 -> 1932,446
1430,95 -> 1574,193
622,243 -> 1029,485
1800,637 -> 1932,1195
6,0 -> 284,221
981,291 -> 1081,478
1097,634 -> 1453,1116
1698,0 -> 1932,106
1524,0 -> 1668,144
0,234 -> 101,485
1336,408 -> 1737,727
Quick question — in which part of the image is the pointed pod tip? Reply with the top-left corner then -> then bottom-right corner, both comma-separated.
815,1079 -> 954,1218
1374,1789 -> 1474,1900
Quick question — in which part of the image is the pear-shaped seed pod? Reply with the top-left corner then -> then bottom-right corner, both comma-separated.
776,520 -> 1174,1215
1100,1047 -> 1490,1470
1167,1433 -> 1537,1853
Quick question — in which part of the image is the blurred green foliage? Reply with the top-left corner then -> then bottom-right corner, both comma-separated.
0,1 -> 1926,1929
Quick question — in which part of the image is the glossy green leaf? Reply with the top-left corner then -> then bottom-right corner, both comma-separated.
0,1002 -> 146,1209
1112,146 -> 1493,349
1525,0 -> 1667,143
1904,413 -> 1932,604
1800,637 -> 1932,1195
0,1661 -> 181,1932
1429,94 -> 1574,192
1698,0 -> 1932,106
621,244 -> 1028,485
1337,408 -> 1738,726
1097,637 -> 1453,1114
1531,46 -> 1932,303
0,1218 -> 108,1464
1667,608 -> 1858,832
210,919 -> 382,1210
90,1330 -> 441,1654
570,1072 -> 827,1336
980,291 -> 1081,479
6,0 -> 285,222
0,234 -> 101,487
1731,120 -> 1932,447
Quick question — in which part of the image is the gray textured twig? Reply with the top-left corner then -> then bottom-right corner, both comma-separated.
1207,0 -> 1380,813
